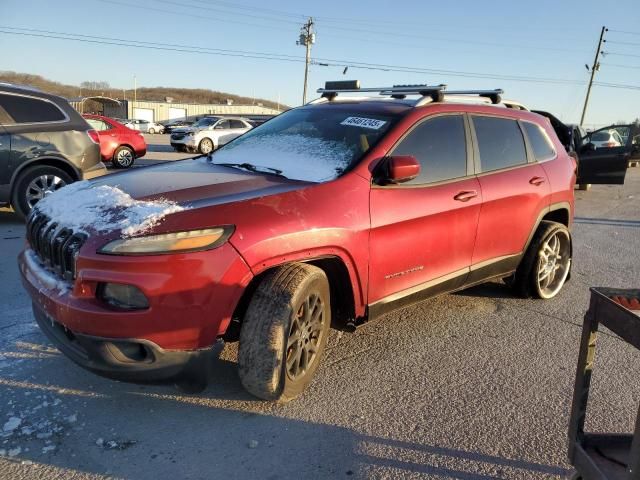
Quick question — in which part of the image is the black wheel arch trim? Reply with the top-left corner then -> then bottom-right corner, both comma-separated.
9,156 -> 81,198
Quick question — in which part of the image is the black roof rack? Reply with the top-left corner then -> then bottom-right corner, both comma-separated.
316,81 -> 504,105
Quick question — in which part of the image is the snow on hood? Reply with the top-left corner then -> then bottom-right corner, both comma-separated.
211,133 -> 355,183
33,181 -> 187,237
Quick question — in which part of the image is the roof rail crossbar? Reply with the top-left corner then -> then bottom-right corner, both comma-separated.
317,82 -> 447,101
444,89 -> 504,104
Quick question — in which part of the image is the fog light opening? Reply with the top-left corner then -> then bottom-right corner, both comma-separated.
98,283 -> 149,310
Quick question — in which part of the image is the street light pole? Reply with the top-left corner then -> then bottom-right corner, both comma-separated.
580,26 -> 607,127
297,18 -> 315,105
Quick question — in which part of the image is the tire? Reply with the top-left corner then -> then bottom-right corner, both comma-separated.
198,138 -> 214,155
148,128 -> 155,134
238,263 -> 331,402
512,221 -> 572,299
577,184 -> 591,191
11,165 -> 73,219
112,146 -> 135,168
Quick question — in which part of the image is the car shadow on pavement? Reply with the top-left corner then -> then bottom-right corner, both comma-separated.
0,338 -> 571,480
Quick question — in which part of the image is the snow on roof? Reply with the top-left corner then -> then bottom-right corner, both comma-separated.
34,181 -> 186,237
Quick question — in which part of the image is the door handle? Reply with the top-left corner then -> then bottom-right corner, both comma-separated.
529,176 -> 546,186
454,190 -> 478,202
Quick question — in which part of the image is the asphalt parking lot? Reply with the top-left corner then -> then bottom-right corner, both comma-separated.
1,163 -> 639,479
132,133 -> 193,167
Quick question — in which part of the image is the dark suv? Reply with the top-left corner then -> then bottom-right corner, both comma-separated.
0,84 -> 106,218
18,82 -> 629,402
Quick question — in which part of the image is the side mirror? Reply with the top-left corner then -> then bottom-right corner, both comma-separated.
381,155 -> 420,184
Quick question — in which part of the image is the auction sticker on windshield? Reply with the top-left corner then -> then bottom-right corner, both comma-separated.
341,117 -> 387,130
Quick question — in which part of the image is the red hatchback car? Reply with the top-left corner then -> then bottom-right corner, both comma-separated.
83,114 -> 146,168
19,83 -> 628,402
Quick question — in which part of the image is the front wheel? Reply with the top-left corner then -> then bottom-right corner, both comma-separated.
198,138 -> 214,154
148,128 -> 155,134
512,221 -> 572,299
238,263 -> 331,402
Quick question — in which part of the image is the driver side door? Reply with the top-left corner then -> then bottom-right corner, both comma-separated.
577,124 -> 637,184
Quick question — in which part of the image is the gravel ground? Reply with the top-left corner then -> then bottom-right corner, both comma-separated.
0,165 -> 639,479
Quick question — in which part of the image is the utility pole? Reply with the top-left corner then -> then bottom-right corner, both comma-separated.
297,17 -> 315,105
133,75 -> 137,104
580,26 -> 607,126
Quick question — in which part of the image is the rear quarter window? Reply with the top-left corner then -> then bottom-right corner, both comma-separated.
0,93 -> 67,124
473,116 -> 527,172
522,122 -> 556,161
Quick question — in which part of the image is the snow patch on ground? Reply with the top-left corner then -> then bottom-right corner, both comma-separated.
213,133 -> 355,182
34,181 -> 186,237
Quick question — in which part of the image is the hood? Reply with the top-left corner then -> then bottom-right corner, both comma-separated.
91,157 -> 311,208
171,127 -> 199,134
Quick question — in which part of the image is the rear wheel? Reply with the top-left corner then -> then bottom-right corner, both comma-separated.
512,221 -> 572,299
148,128 -> 155,134
198,138 -> 214,154
12,165 -> 73,219
112,146 -> 135,168
238,263 -> 331,402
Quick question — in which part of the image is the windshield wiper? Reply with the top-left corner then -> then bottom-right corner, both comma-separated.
216,162 -> 285,178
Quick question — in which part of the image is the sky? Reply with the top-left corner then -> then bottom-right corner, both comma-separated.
1,0 -> 639,127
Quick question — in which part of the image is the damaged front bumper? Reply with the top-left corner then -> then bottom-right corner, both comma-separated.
32,303 -> 224,385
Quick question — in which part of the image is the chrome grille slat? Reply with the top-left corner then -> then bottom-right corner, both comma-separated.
26,213 -> 86,281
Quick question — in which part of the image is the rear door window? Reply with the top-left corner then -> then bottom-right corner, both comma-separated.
230,120 -> 246,129
391,114 -> 468,184
522,122 -> 556,161
472,116 -> 527,172
215,120 -> 231,130
0,93 -> 66,124
86,119 -> 111,131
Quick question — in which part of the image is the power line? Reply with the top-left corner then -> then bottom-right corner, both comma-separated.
607,29 -> 640,36
3,26 -> 639,94
97,0 -> 591,57
96,0 -> 296,32
603,51 -> 640,58
0,26 -> 304,60
600,63 -> 640,70
604,40 -> 640,46
0,29 -> 306,63
154,0 -> 301,25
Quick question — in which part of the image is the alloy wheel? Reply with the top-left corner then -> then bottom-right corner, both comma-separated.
200,139 -> 213,154
536,231 -> 571,299
116,148 -> 134,167
286,293 -> 325,381
25,175 -> 66,208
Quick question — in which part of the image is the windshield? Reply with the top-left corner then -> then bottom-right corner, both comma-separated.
193,117 -> 219,128
210,108 -> 398,182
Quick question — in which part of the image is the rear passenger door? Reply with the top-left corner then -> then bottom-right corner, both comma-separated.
368,114 -> 482,304
469,115 -> 550,278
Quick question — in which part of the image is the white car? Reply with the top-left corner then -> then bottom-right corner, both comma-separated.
123,119 -> 165,134
590,129 -> 624,148
169,117 -> 252,154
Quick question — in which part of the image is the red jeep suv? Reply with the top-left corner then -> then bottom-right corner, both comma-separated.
20,83 -> 587,401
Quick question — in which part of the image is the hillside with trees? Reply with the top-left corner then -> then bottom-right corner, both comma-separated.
0,71 -> 285,110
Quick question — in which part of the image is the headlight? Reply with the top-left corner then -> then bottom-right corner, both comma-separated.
98,227 -> 234,255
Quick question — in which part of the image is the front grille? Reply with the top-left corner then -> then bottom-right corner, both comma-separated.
171,133 -> 185,140
26,213 -> 87,281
